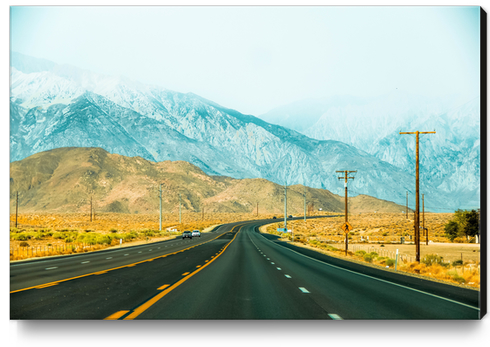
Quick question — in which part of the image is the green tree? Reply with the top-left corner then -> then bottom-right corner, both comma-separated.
444,220 -> 459,242
444,209 -> 480,242
463,209 -> 480,240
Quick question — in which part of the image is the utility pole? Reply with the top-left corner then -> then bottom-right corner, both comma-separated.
90,195 -> 93,222
179,193 -> 182,224
400,130 -> 435,262
15,191 -> 19,228
256,202 -> 258,217
406,191 -> 408,219
336,170 -> 356,256
304,185 -> 307,222
423,194 -> 428,245
202,204 -> 205,220
284,182 -> 288,231
159,184 -> 162,231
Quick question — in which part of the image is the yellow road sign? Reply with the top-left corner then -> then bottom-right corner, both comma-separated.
340,222 -> 353,233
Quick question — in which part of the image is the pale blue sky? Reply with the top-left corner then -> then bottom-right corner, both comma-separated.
10,6 -> 480,116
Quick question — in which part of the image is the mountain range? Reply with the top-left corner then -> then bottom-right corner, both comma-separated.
260,92 -> 481,210
9,52 -> 480,211
9,147 -> 407,214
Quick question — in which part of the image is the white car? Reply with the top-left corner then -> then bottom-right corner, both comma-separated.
192,230 -> 201,237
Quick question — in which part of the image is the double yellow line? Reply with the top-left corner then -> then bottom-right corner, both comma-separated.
10,225 -> 236,294
107,225 -> 243,320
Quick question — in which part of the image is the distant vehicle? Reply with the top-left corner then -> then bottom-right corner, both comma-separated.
182,230 -> 192,239
273,216 -> 277,219
192,230 -> 201,237
288,215 -> 293,218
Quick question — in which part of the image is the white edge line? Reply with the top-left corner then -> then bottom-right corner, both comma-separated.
255,228 -> 480,311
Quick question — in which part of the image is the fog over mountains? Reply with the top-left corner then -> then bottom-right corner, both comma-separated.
10,52 -> 480,210
261,92 -> 480,210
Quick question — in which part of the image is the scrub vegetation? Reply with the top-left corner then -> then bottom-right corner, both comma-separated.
263,212 -> 480,288
9,212 -> 275,261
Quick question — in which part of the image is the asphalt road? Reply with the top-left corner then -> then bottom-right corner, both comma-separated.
10,218 -> 480,320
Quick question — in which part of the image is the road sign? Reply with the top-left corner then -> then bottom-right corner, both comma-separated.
340,222 -> 353,233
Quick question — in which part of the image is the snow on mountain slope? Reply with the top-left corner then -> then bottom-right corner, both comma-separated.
261,91 -> 480,209
9,53 -> 477,209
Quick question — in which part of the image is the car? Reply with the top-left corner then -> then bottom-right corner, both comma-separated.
182,230 -> 192,239
192,230 -> 201,237
272,216 -> 277,219
288,215 -> 293,218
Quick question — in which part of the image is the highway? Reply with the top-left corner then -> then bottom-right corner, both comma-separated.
10,218 -> 480,320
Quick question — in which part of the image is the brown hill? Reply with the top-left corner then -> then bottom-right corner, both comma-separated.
10,147 -> 406,214
344,194 -> 413,214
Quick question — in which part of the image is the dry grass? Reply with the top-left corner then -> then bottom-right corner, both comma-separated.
9,212 -> 277,261
262,213 -> 480,288
271,212 -> 453,243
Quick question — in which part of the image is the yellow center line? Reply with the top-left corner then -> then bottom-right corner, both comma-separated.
10,225 -> 234,294
157,284 -> 170,290
35,283 -> 58,289
121,225 -> 243,320
182,272 -> 190,276
104,310 -> 130,320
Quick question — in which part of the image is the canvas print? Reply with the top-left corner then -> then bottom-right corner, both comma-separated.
9,6 -> 484,320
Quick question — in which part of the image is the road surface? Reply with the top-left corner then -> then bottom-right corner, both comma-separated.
10,218 -> 480,319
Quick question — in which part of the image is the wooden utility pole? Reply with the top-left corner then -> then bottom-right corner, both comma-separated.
179,193 -> 182,224
256,202 -> 258,217
336,170 -> 356,255
423,194 -> 428,245
399,131 -> 435,262
406,191 -> 408,219
15,191 -> 19,228
202,204 -> 205,220
90,195 -> 93,222
284,182 -> 287,231
304,185 -> 307,222
159,184 -> 162,231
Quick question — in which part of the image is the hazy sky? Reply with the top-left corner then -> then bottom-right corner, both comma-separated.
10,5 -> 480,116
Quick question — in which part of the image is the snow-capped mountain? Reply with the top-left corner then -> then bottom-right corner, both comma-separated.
261,92 -> 481,210
10,52 -> 477,210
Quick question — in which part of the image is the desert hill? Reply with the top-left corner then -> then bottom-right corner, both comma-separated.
10,147 -> 407,214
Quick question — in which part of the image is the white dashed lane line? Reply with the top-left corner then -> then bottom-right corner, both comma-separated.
299,287 -> 310,293
81,261 -> 90,264
329,314 -> 343,320
285,275 -> 291,278
277,267 -> 282,270
106,257 -> 112,260
124,254 -> 129,256
45,267 -> 58,270
271,262 -> 275,264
